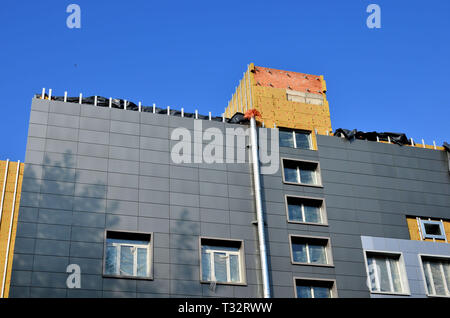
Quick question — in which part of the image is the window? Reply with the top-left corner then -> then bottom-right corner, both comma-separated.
365,252 -> 409,295
286,196 -> 327,225
200,238 -> 246,285
421,256 -> 450,297
420,219 -> 446,240
286,89 -> 324,106
406,216 -> 449,242
279,129 -> 312,150
104,231 -> 152,279
290,236 -> 333,266
282,159 -> 321,186
294,278 -> 336,298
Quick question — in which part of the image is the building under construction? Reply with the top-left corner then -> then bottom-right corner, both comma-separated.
5,63 -> 450,298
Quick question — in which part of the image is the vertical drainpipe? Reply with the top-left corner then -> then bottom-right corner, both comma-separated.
249,115 -> 271,298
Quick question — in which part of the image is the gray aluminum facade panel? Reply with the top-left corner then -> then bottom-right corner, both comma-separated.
9,99 -> 450,298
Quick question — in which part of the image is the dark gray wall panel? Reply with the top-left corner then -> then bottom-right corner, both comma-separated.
10,99 -> 450,298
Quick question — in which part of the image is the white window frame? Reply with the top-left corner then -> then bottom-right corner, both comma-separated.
199,237 -> 247,286
103,230 -> 153,280
107,242 -> 151,277
203,247 -> 241,283
289,235 -> 334,267
419,254 -> 450,298
363,250 -> 410,296
419,219 -> 446,240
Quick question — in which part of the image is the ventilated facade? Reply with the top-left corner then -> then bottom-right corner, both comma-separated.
7,65 -> 450,298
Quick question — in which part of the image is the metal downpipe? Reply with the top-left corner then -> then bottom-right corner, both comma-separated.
249,116 -> 271,298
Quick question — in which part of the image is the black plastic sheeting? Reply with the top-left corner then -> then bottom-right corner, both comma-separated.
228,112 -> 249,124
444,142 -> 450,152
334,128 -> 411,146
37,94 -> 237,124
445,143 -> 450,173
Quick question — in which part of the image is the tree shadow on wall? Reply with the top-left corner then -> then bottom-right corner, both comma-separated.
171,208 -> 205,296
11,150 -> 120,298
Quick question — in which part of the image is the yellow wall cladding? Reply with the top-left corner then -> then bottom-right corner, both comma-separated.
0,160 -> 24,298
407,216 -> 450,243
224,64 -> 332,150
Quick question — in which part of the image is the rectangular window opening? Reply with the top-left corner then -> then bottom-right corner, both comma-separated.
290,236 -> 332,266
421,256 -> 450,297
286,196 -> 325,225
365,252 -> 409,295
283,159 -> 321,186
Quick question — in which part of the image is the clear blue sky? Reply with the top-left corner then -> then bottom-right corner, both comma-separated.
1,0 -> 449,161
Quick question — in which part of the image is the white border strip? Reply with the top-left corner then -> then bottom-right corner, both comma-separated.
0,159 -> 9,227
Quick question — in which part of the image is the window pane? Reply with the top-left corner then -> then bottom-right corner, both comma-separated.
367,257 -> 378,291
229,254 -> 240,283
120,246 -> 134,276
202,251 -> 211,281
295,133 -> 311,149
308,244 -> 327,264
424,223 -> 442,236
388,258 -> 402,293
137,248 -> 148,277
430,262 -> 446,295
214,252 -> 228,282
443,261 -> 450,294
313,286 -> 331,298
292,243 -> 307,263
105,245 -> 117,275
422,261 -> 434,294
376,258 -> 391,292
279,131 -> 294,148
296,285 -> 312,298
284,167 -> 298,183
304,205 -> 321,223
299,168 -> 315,185
288,203 -> 303,222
